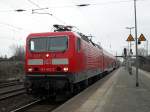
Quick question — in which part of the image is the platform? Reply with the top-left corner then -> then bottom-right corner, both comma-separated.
52,67 -> 150,112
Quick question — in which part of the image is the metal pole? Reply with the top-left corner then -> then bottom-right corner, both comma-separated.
147,40 -> 148,56
130,29 -> 131,34
129,28 -> 132,55
134,0 -> 139,87
130,42 -> 131,54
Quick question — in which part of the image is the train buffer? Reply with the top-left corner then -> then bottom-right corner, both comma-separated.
52,67 -> 150,112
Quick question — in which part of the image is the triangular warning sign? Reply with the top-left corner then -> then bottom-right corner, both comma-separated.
126,34 -> 134,41
138,34 -> 146,41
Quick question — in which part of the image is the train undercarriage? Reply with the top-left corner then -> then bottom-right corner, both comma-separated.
24,72 -> 106,99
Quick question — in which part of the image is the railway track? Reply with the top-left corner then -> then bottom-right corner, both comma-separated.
9,70 -> 116,112
0,80 -> 22,88
10,99 -> 62,112
10,99 -> 41,112
0,82 -> 25,100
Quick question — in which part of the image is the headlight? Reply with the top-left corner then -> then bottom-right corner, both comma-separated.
63,67 -> 68,72
28,68 -> 33,72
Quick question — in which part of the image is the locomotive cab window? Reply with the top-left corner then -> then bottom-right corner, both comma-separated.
30,41 -> 34,51
77,38 -> 81,51
29,38 -> 47,52
47,37 -> 68,52
29,36 -> 68,52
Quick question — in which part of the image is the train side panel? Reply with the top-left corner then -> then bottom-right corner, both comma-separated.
69,36 -> 104,83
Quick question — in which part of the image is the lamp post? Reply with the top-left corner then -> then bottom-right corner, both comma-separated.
126,27 -> 135,34
134,0 -> 139,87
147,40 -> 149,56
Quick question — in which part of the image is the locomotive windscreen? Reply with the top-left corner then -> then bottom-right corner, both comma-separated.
29,36 -> 68,52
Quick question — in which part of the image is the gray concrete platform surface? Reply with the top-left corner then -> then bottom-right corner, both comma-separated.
52,67 -> 150,112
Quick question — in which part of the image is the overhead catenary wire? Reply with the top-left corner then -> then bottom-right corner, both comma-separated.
0,0 -> 138,28
69,3 -> 93,34
0,0 -> 144,13
46,0 -> 137,8
0,10 -> 17,12
29,0 -> 134,8
0,22 -> 27,31
0,0 -> 145,30
27,0 -> 41,8
26,0 -> 67,25
0,22 -> 30,41
41,0 -> 138,35
88,0 -> 133,6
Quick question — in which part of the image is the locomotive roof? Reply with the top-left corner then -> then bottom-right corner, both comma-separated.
103,49 -> 115,59
27,31 -> 75,38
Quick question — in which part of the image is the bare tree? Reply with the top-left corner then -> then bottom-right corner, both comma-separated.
10,44 -> 25,61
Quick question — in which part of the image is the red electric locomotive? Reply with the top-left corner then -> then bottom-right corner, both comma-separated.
25,25 -> 117,97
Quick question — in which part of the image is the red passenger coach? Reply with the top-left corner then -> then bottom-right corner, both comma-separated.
25,25 -> 117,97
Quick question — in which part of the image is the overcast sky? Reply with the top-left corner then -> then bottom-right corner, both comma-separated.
0,0 -> 150,57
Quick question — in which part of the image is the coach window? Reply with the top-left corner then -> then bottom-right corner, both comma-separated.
30,41 -> 34,51
77,38 -> 81,51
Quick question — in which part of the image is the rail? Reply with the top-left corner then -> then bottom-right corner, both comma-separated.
0,84 -> 25,100
10,99 -> 41,112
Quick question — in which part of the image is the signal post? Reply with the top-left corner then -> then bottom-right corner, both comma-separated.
126,34 -> 134,75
